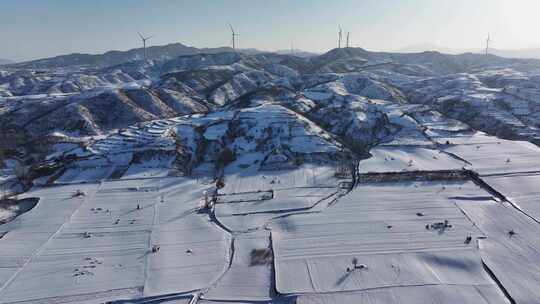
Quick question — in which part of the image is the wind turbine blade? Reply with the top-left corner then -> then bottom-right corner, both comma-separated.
138,32 -> 144,40
146,35 -> 155,40
228,23 -> 235,34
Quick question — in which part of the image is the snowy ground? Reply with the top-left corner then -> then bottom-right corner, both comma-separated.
0,179 -> 229,303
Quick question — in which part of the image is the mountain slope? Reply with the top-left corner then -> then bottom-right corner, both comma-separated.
3,47 -> 540,186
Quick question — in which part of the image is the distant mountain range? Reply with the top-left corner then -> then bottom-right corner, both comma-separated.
241,48 -> 318,58
490,48 -> 540,60
6,44 -> 318,69
275,49 -> 319,58
0,59 -> 14,65
398,43 -> 540,59
11,41 -> 540,70
397,44 -> 465,55
10,43 -> 238,69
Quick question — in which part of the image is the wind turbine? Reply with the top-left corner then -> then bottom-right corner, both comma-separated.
346,32 -> 350,48
485,34 -> 491,56
229,23 -> 239,50
338,26 -> 343,48
138,32 -> 154,62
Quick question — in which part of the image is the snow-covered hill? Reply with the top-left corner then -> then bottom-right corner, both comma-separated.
2,47 -> 540,303
3,47 -> 540,200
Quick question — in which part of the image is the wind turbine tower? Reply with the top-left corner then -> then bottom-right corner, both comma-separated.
485,34 -> 491,56
346,32 -> 350,48
229,23 -> 239,50
338,26 -> 343,48
138,32 -> 154,62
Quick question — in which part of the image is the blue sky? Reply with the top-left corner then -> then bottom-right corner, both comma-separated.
1,0 -> 538,61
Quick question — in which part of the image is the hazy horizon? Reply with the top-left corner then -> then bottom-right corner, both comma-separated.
3,0 -> 540,62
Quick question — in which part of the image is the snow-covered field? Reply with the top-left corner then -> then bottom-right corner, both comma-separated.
271,182 -> 490,293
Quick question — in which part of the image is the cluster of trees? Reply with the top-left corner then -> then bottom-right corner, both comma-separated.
0,132 -> 32,201
216,147 -> 236,167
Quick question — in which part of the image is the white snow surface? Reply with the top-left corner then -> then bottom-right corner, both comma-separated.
0,178 -> 229,303
360,146 -> 466,173
269,181 -> 493,294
